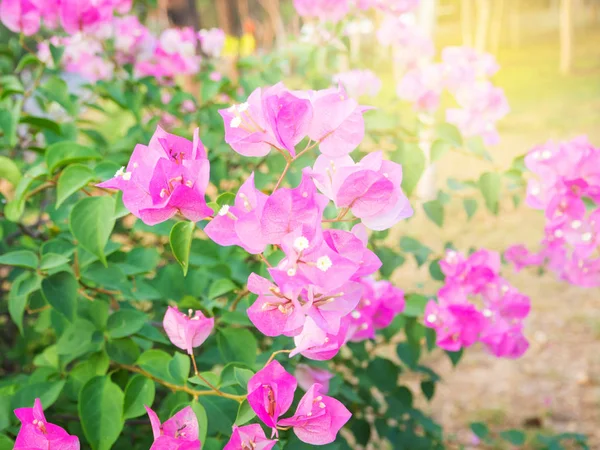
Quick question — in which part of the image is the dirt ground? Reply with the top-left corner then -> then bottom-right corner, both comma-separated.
391,23 -> 600,448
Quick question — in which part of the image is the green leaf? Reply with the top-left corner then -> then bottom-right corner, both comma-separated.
217,328 -> 257,366
39,253 -> 70,271
137,350 -> 175,383
367,358 -> 399,393
4,164 -> 47,222
0,75 -> 24,97
0,250 -> 38,269
123,375 -> 156,420
470,422 -> 490,439
396,142 -> 425,196
170,221 -> 195,276
41,271 -> 78,322
463,198 -> 478,220
428,259 -> 444,281
436,123 -> 463,147
374,247 -> 405,278
20,116 -> 61,135
235,399 -> 256,426
107,309 -> 147,339
0,434 -> 14,450
106,338 -> 140,365
500,429 -> 526,445
11,380 -> 66,410
70,196 -> 116,266
0,98 -> 22,148
420,380 -> 435,400
46,141 -> 101,174
190,401 -> 208,445
9,272 -> 40,334
234,367 -> 254,389
15,53 -> 40,72
402,294 -> 428,318
79,376 -> 124,450
49,43 -> 65,66
199,397 -> 238,436
208,278 -> 237,299
430,140 -> 450,163
479,172 -> 501,215
168,352 -> 191,385
39,76 -> 77,116
56,164 -> 95,208
0,156 -> 21,186
422,200 -> 444,227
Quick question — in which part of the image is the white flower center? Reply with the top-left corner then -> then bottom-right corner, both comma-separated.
426,314 -> 437,323
316,256 -> 332,272
351,311 -> 361,319
293,236 -> 310,252
581,232 -> 592,242
238,102 -> 249,112
218,205 -> 230,216
287,268 -> 297,276
230,116 -> 242,128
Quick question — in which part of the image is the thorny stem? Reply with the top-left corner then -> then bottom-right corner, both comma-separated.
118,363 -> 247,403
265,349 -> 292,366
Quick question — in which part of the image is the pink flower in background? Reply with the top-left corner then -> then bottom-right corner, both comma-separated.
397,64 -> 443,112
97,126 -> 212,225
510,136 -> 600,287
442,46 -> 499,91
371,0 -> 420,14
224,424 -> 277,450
377,17 -> 434,70
295,364 -> 335,393
112,15 -> 154,64
308,152 -> 413,230
446,81 -> 509,146
279,383 -> 351,445
163,306 -> 214,355
13,398 -> 80,449
221,84 -> 313,158
145,406 -> 200,449
59,0 -> 115,34
346,278 -> 405,341
0,0 -> 42,35
333,70 -> 382,98
247,361 -> 297,434
294,0 -> 351,23
424,249 -> 531,357
198,28 -> 225,58
136,27 -> 200,80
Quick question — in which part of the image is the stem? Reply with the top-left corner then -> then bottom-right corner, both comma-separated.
259,254 -> 272,268
25,181 -> 55,200
229,288 -> 250,312
273,160 -> 291,192
265,349 -> 292,366
118,363 -> 247,403
189,352 -> 223,395
294,140 -> 319,160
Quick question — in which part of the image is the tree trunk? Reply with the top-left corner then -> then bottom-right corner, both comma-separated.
508,0 -> 522,48
461,0 -> 474,47
560,0 -> 574,74
475,0 -> 492,52
490,0 -> 505,53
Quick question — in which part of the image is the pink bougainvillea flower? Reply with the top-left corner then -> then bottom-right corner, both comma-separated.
112,15 -> 154,64
308,152 -> 413,230
97,126 -> 212,225
441,47 -> 499,91
13,398 -> 80,449
246,273 -> 308,337
371,0 -> 420,14
162,306 -> 214,355
293,0 -> 350,23
145,406 -> 200,449
278,383 -> 351,445
59,0 -> 114,34
377,16 -> 434,71
204,173 -> 270,254
247,360 -> 297,434
504,245 -> 545,271
198,28 -> 225,58
0,0 -> 42,35
397,64 -> 444,112
295,364 -> 335,393
291,316 -> 349,360
446,81 -> 509,146
333,69 -> 382,98
260,174 -> 329,245
221,83 -> 312,158
223,424 -> 277,450
302,84 -> 371,157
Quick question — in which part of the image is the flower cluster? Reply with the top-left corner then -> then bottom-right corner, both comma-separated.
333,69 -> 382,98
505,136 -> 600,287
13,398 -> 80,449
198,27 -> 226,59
246,361 -> 351,445
294,0 -> 351,23
0,0 -> 131,36
424,249 -> 530,358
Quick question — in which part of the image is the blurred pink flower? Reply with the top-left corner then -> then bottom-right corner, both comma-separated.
163,306 -> 214,355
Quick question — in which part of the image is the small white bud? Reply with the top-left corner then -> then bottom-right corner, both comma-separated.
316,256 -> 332,272
351,311 -> 361,319
571,220 -> 582,229
218,205 -> 230,216
122,171 -> 132,181
238,102 -> 249,112
230,116 -> 242,128
581,232 -> 592,242
287,268 -> 297,277
426,314 -> 437,323
293,236 -> 310,252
